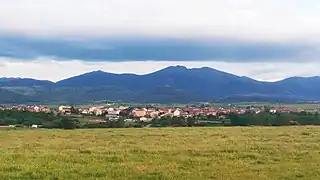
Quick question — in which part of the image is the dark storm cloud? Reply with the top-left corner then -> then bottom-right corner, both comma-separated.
0,34 -> 315,62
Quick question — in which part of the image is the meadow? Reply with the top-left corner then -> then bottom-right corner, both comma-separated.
0,127 -> 320,180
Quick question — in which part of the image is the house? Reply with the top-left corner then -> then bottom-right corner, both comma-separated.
140,117 -> 152,122
58,105 -> 72,114
149,111 -> 159,118
133,109 -> 147,117
180,111 -> 190,118
94,109 -> 104,116
118,106 -> 129,110
33,106 -> 40,112
105,109 -> 120,120
239,109 -> 246,114
88,107 -> 97,114
173,109 -> 181,117
206,111 -> 217,116
31,125 -> 39,128
158,108 -> 171,113
255,110 -> 262,114
40,106 -> 51,113
81,109 -> 89,115
27,106 -> 41,112
270,109 -> 277,114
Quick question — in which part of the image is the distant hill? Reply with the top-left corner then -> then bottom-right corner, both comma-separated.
0,66 -> 320,104
0,77 -> 54,87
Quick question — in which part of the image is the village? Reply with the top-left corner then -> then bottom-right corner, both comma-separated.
0,104 -> 317,122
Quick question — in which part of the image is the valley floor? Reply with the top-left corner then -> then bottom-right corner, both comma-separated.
0,127 -> 319,180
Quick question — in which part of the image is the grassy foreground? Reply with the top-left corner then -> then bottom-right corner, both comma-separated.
0,127 -> 320,180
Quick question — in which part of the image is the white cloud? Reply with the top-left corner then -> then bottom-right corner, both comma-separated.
0,57 -> 319,82
0,0 -> 320,41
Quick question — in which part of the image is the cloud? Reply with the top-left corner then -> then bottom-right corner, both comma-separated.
0,0 -> 320,41
1,1 -> 320,62
0,35 -> 317,62
0,0 -> 319,82
1,57 -> 320,82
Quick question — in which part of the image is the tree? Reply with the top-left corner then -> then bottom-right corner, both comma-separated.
171,117 -> 187,127
187,117 -> 196,127
115,118 -> 126,128
119,109 -> 130,117
61,118 -> 79,129
3,117 -> 17,125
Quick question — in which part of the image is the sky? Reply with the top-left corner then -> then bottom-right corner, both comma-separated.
1,0 -> 320,82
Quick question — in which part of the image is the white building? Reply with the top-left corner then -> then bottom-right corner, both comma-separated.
173,109 -> 181,117
270,109 -> 277,114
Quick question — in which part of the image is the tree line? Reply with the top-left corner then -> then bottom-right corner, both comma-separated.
1,110 -> 320,129
229,111 -> 320,126
0,110 -> 79,129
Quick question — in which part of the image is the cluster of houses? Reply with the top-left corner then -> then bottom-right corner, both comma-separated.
267,107 -> 319,114
0,104 -> 317,122
56,105 -> 313,121
0,105 -> 51,113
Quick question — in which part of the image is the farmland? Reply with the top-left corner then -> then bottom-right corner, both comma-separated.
0,127 -> 320,180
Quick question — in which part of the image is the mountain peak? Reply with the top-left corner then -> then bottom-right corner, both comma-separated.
166,65 -> 188,70
90,70 -> 106,74
154,65 -> 188,74
81,70 -> 109,77
198,66 -> 212,70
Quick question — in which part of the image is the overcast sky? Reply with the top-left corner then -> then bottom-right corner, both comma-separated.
1,0 -> 320,81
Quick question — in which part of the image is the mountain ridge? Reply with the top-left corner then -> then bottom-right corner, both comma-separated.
0,65 -> 320,104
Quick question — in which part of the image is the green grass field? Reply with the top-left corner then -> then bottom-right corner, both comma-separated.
0,127 -> 320,180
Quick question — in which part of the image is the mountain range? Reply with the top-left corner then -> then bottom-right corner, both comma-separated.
0,65 -> 320,104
